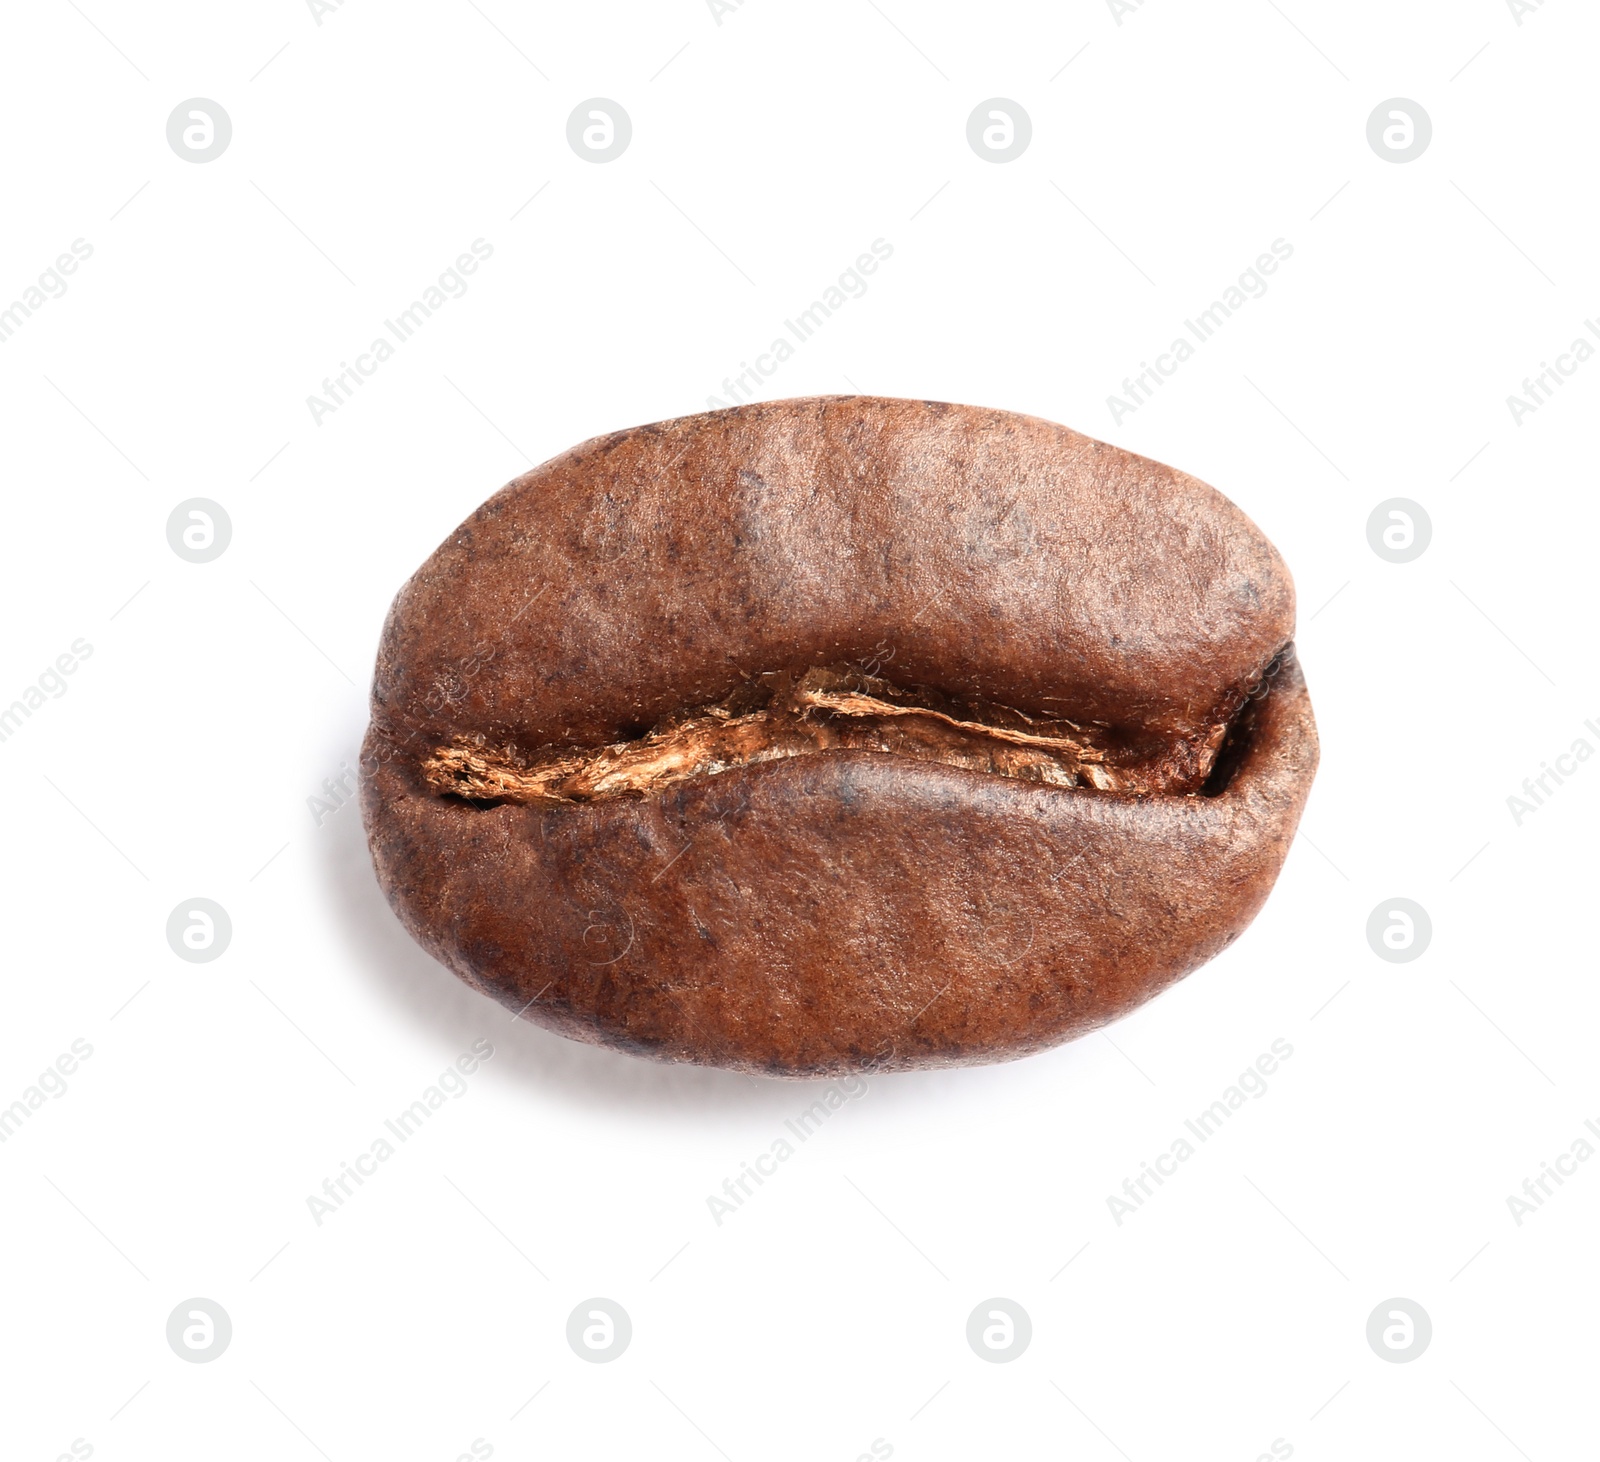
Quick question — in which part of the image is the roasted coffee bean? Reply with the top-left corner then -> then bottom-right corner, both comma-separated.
361,396 -> 1318,1076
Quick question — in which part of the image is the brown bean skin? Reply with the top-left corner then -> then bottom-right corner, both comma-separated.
361,396 -> 1318,1076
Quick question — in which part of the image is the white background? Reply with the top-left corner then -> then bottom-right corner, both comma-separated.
2,1 -> 1596,1458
